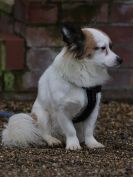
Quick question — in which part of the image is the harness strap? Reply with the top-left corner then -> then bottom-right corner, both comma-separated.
0,111 -> 14,118
72,85 -> 101,123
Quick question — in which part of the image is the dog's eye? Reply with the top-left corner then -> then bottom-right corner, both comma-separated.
101,46 -> 106,50
94,47 -> 99,50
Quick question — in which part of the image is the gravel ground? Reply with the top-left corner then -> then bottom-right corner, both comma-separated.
0,100 -> 133,177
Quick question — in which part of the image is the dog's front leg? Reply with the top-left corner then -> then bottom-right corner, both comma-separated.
84,93 -> 105,148
32,101 -> 62,147
57,110 -> 81,150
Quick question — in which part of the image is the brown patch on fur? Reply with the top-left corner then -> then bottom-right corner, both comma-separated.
31,113 -> 38,123
82,29 -> 96,58
63,29 -> 97,60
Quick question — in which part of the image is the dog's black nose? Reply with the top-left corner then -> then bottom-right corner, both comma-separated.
116,56 -> 123,64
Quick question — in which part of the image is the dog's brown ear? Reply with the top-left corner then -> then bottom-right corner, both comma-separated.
61,24 -> 85,58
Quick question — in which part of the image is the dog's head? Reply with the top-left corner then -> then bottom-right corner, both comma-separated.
61,24 -> 123,68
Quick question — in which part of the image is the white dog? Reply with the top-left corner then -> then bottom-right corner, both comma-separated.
2,25 -> 122,150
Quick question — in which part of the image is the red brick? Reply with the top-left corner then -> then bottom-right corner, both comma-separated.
114,45 -> 133,68
110,2 -> 133,23
62,3 -> 101,23
96,3 -> 108,22
27,3 -> 58,24
0,33 -> 25,70
27,48 -> 55,73
100,26 -> 133,44
51,0 -> 93,2
104,69 -> 133,90
51,0 -> 104,3
14,22 -> 25,36
23,48 -> 59,91
103,89 -> 133,102
15,24 -> 63,48
22,71 -> 40,91
25,27 -> 62,48
0,14 -> 13,33
14,0 -> 58,24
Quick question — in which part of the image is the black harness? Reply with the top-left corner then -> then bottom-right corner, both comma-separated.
72,85 -> 101,123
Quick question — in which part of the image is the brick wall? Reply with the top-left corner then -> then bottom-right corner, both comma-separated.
0,0 -> 133,101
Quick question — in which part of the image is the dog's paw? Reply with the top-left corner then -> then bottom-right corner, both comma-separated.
66,143 -> 81,150
86,142 -> 105,149
66,137 -> 81,150
46,136 -> 62,147
85,137 -> 105,149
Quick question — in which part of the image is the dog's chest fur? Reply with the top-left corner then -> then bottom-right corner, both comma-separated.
61,85 -> 88,119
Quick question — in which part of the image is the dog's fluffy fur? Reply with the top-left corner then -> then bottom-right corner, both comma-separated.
2,25 -> 122,150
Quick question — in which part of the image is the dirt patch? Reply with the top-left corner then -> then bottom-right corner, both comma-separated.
0,100 -> 133,177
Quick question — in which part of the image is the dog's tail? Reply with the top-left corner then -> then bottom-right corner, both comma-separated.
2,113 -> 42,147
